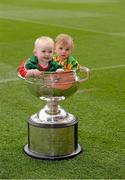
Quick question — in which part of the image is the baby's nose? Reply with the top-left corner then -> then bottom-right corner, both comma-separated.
45,52 -> 50,55
62,49 -> 66,53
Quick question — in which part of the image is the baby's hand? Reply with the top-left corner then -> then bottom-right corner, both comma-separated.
56,68 -> 64,73
26,69 -> 42,77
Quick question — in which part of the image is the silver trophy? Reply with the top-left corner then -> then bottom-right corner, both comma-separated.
17,66 -> 90,160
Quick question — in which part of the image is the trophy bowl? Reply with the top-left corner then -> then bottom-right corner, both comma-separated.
17,67 -> 90,98
17,66 -> 90,160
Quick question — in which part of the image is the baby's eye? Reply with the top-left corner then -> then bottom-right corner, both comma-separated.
49,50 -> 52,53
59,47 -> 63,50
41,50 -> 45,53
66,48 -> 69,51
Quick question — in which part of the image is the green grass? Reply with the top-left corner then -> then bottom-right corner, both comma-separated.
0,0 -> 125,179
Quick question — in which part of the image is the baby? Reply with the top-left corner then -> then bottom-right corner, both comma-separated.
19,36 -> 61,77
53,34 -> 79,71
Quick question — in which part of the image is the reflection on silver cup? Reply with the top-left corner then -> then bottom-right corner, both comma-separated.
17,66 -> 90,160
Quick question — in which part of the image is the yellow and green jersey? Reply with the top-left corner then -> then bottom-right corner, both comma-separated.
53,54 -> 79,71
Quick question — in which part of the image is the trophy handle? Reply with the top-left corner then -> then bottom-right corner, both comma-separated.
77,66 -> 91,83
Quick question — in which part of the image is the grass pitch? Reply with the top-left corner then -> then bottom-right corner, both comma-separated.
0,0 -> 125,179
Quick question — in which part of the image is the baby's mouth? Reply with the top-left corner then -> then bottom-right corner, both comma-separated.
44,57 -> 50,60
61,55 -> 66,58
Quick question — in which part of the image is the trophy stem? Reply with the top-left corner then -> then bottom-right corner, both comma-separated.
40,96 -> 65,115
46,100 -> 60,114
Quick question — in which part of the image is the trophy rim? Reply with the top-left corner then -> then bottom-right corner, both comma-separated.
16,67 -> 75,80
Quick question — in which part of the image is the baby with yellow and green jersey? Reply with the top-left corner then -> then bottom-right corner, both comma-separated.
53,34 -> 80,71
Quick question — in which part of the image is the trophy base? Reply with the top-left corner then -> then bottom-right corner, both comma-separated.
24,144 -> 82,160
24,111 -> 82,160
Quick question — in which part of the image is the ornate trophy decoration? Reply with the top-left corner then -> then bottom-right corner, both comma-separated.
17,66 -> 90,160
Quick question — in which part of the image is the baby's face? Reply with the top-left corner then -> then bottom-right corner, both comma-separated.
35,45 -> 53,63
55,42 -> 72,61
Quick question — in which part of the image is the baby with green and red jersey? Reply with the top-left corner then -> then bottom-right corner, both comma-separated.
19,36 -> 61,77
53,34 -> 80,72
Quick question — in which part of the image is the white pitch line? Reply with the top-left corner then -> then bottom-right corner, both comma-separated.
77,88 -> 98,93
91,64 -> 125,71
0,77 -> 19,83
1,16 -> 125,38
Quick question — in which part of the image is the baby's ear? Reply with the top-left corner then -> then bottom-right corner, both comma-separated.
33,49 -> 36,55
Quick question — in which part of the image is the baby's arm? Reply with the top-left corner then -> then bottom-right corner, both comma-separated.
25,69 -> 42,77
56,68 -> 64,72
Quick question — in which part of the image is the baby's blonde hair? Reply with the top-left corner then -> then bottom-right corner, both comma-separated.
55,34 -> 74,49
34,36 -> 54,51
